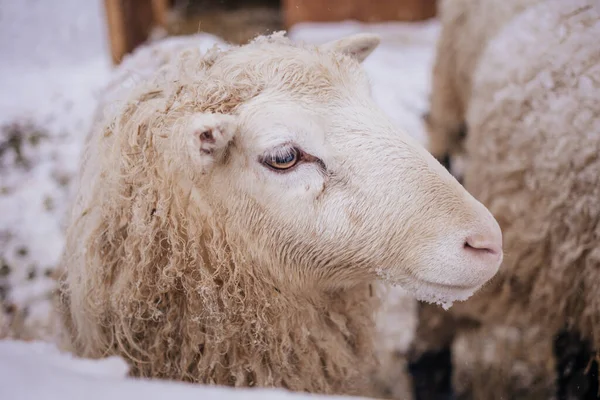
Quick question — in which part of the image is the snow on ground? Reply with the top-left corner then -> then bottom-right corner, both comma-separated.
0,0 -> 113,340
0,339 -> 369,400
0,0 -> 440,396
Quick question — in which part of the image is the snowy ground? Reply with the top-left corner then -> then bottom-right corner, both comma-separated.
0,339 -> 370,400
0,0 -> 113,340
0,0 -> 440,397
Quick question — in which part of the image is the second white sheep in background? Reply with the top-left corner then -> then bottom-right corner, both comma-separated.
416,0 -> 600,399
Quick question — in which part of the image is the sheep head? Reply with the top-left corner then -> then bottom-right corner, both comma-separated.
82,33 -> 503,309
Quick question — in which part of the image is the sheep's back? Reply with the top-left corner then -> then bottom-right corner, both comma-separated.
434,0 -> 544,114
452,0 -> 600,345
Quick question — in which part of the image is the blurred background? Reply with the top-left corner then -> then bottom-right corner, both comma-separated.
102,0 -> 436,63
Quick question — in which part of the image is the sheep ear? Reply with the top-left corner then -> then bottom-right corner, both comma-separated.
320,33 -> 381,63
180,113 -> 237,175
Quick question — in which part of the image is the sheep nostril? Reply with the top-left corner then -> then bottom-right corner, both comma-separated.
464,235 -> 502,257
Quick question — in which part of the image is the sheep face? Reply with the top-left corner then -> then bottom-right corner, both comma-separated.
158,34 -> 503,305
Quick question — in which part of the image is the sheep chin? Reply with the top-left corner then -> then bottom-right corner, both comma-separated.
406,280 -> 480,311
373,267 -> 480,310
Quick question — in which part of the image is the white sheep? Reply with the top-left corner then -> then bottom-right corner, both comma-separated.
58,32 -> 503,398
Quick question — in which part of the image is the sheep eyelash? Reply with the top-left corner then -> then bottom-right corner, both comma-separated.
271,146 -> 298,161
260,144 -> 327,174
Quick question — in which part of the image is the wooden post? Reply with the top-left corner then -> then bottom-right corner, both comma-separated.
104,0 -> 171,65
282,0 -> 437,29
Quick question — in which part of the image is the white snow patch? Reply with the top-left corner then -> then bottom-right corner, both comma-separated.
0,339 -> 369,400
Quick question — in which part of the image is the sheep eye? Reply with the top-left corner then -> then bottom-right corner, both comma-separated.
263,148 -> 300,171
